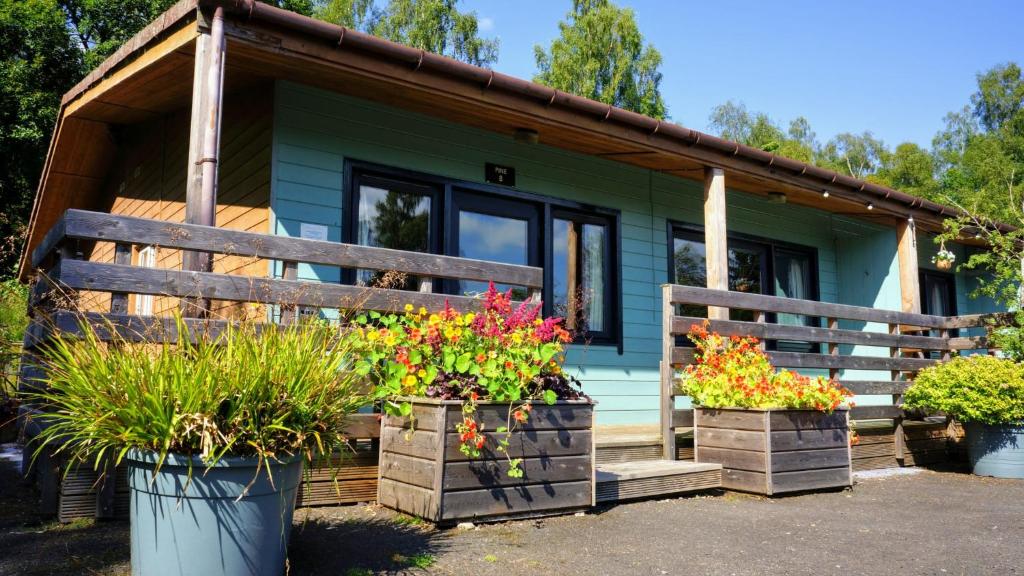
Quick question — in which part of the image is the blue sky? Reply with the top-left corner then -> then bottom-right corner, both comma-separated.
460,0 -> 1023,149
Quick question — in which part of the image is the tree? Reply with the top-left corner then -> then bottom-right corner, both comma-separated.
534,0 -> 666,119
871,142 -> 937,200
819,132 -> 888,179
707,101 -> 814,162
317,0 -> 497,67
0,0 -> 183,277
0,0 -> 82,274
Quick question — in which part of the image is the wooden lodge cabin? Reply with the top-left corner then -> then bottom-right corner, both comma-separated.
17,0 -> 1005,520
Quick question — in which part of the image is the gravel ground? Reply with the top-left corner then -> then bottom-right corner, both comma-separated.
3,448 -> 1023,576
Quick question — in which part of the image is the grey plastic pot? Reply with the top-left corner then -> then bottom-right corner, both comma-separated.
126,450 -> 303,576
964,422 -> 1024,479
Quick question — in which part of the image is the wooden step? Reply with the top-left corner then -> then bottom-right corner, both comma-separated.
595,460 -> 722,503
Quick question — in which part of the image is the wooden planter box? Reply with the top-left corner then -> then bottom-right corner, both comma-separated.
694,407 -> 852,495
378,398 -> 594,524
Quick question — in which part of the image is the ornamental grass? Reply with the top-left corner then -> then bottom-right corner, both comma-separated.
678,321 -> 853,412
27,313 -> 366,476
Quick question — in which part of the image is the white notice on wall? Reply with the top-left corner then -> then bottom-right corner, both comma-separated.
299,222 -> 329,242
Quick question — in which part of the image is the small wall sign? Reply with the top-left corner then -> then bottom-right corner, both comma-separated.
485,163 -> 516,186
299,222 -> 329,242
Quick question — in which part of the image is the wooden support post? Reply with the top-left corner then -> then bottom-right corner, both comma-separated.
660,284 -> 677,460
97,242 -> 131,519
889,322 -> 905,462
896,218 -> 921,315
280,261 -> 298,325
108,243 -> 132,315
827,317 -> 839,380
703,167 -> 729,320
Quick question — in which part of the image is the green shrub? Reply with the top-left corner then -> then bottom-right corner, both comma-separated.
28,314 -> 366,473
903,355 -> 1024,425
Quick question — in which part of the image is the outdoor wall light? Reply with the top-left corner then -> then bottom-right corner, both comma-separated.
513,128 -> 540,144
866,202 -> 875,210
821,190 -> 830,198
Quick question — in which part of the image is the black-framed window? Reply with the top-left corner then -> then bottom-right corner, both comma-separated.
552,209 -> 614,340
347,173 -> 442,291
669,222 -> 819,352
343,162 -> 621,348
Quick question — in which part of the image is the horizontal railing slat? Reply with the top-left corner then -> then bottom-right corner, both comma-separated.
54,260 -> 488,313
849,405 -> 903,420
838,381 -> 911,395
671,347 -> 936,372
671,316 -> 951,350
39,209 -> 543,288
669,284 -> 950,329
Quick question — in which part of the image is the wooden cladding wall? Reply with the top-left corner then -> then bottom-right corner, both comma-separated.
84,86 -> 274,318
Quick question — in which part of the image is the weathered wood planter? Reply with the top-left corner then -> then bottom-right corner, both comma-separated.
694,407 -> 852,495
378,398 -> 594,524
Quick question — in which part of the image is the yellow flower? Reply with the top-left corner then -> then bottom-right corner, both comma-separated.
367,331 -> 379,341
384,335 -> 396,346
534,318 -> 543,326
404,303 -> 414,312
464,312 -> 475,324
429,314 -> 441,324
404,374 -> 417,387
511,333 -> 523,344
417,368 -> 427,378
419,307 -> 428,316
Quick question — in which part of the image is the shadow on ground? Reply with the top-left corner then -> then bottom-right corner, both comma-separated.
288,509 -> 450,575
0,446 -> 130,576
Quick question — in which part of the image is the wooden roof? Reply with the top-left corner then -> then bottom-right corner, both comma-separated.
20,0 -> 980,278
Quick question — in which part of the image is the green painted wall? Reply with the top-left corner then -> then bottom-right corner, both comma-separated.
268,80 -> 997,424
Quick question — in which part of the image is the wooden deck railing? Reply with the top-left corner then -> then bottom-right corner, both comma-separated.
660,284 -> 997,460
20,208 -> 546,517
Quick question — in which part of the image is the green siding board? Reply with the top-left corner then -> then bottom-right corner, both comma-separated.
269,80 -> 993,424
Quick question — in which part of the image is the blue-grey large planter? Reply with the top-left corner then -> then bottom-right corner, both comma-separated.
964,422 -> 1024,479
127,450 -> 303,576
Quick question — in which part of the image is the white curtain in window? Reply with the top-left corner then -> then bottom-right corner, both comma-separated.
776,255 -> 808,326
581,224 -> 605,332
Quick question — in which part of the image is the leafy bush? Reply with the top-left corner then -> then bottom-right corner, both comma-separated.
28,315 -> 365,473
0,278 -> 27,343
904,355 -> 1024,425
347,282 -> 586,475
678,322 -> 853,411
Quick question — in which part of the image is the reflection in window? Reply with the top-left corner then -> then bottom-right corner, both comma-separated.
458,210 -> 529,298
554,219 -> 607,333
356,184 -> 431,289
773,249 -> 816,352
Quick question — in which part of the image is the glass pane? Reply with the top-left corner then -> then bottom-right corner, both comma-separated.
554,220 -> 607,333
727,246 -> 762,322
774,249 -> 816,352
553,218 -> 571,318
458,210 -> 529,298
356,184 -> 431,289
672,237 -> 708,319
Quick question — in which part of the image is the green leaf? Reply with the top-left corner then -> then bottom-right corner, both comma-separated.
398,402 -> 413,417
543,389 -> 557,405
455,353 -> 472,373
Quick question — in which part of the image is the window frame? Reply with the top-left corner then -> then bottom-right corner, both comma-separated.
666,220 -> 821,351
343,159 -> 622,351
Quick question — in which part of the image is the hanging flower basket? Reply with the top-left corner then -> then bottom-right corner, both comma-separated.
932,246 -> 955,271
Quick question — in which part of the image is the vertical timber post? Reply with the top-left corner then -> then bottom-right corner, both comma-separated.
661,284 -> 676,460
894,217 -> 918,464
182,6 -> 226,316
704,167 -> 728,320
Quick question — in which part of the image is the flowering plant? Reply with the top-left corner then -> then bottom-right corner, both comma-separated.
348,282 -> 586,476
678,321 -> 853,412
932,248 -> 956,265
